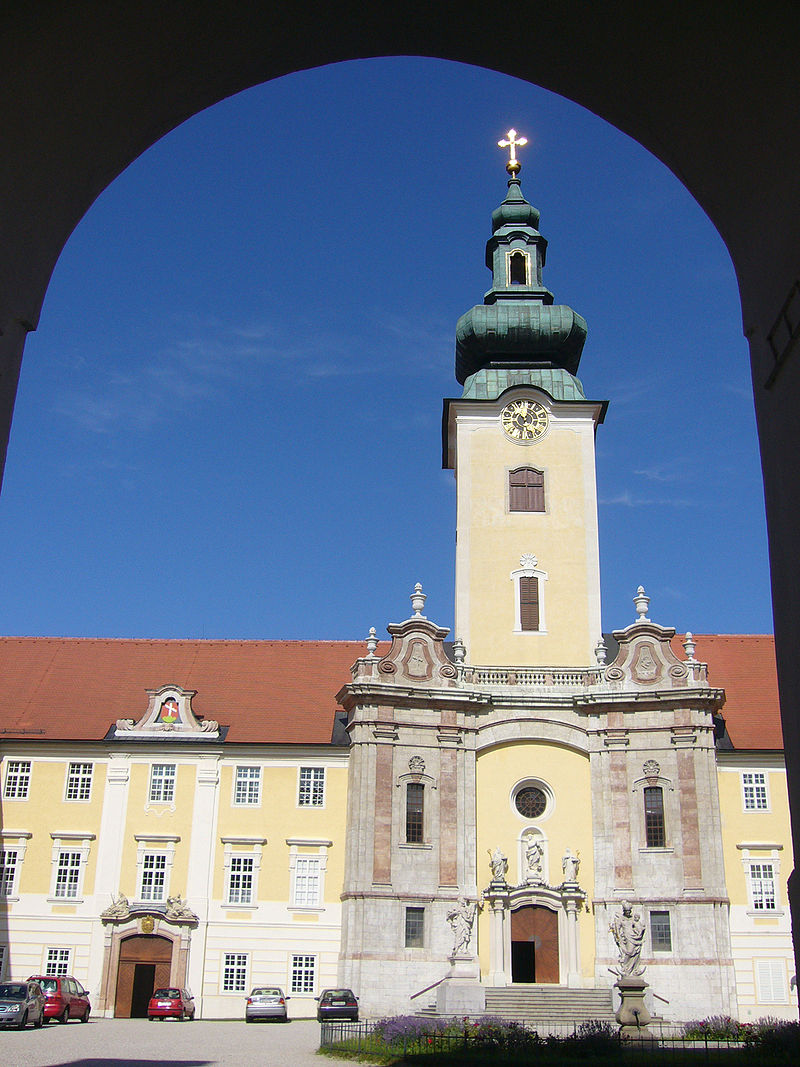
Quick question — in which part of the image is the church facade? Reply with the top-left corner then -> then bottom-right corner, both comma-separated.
0,151 -> 795,1023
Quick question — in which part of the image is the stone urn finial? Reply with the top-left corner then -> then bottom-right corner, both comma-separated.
683,631 -> 697,662
366,626 -> 378,657
633,585 -> 650,622
410,582 -> 427,618
452,637 -> 466,664
595,638 -> 607,666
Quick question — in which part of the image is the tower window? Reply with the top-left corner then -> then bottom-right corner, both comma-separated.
508,250 -> 529,285
509,467 -> 545,512
519,576 -> 540,632
644,786 -> 666,848
406,782 -> 424,843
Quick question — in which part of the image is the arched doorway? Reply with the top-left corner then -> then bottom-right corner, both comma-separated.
114,935 -> 173,1018
511,904 -> 559,984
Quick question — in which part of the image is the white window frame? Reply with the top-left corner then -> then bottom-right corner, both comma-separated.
297,766 -> 325,808
0,831 -> 32,900
226,855 -> 255,905
45,947 -> 72,976
649,910 -> 673,953
289,953 -> 316,995
742,771 -> 770,811
510,558 -> 548,634
149,764 -> 176,804
48,834 -> 95,903
738,843 -> 784,915
3,759 -> 32,800
755,959 -> 788,1004
233,765 -> 261,807
287,839 -> 331,911
221,952 -> 248,993
64,762 -> 93,802
221,837 -> 266,910
134,835 -> 179,903
749,861 -> 777,911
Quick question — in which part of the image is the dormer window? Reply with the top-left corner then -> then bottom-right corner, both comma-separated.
508,250 -> 530,285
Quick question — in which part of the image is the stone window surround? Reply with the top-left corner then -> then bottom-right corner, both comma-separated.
134,834 -> 179,904
287,838 -> 332,912
738,843 -> 784,916
48,832 -> 96,903
510,560 -> 548,634
632,772 -> 675,853
221,836 -> 267,909
0,829 -> 32,900
510,777 -> 554,824
395,765 -> 438,848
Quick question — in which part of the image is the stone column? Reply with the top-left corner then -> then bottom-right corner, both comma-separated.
562,890 -> 583,987
485,889 -> 509,986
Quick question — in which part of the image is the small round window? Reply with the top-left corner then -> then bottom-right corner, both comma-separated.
515,786 -> 547,819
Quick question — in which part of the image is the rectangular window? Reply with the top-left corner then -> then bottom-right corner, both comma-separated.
227,856 -> 255,905
293,856 -> 321,907
0,944 -> 6,978
755,959 -> 787,1004
742,771 -> 769,810
405,906 -> 425,948
644,786 -> 666,848
54,851 -> 82,899
0,850 -> 18,897
298,767 -> 325,807
750,862 -> 777,911
65,762 -> 93,801
406,782 -> 424,844
234,766 -> 261,806
222,952 -> 248,993
290,954 -> 316,994
149,764 -> 176,803
140,853 -> 167,902
3,760 -> 31,799
650,910 -> 672,951
509,467 -> 545,512
519,576 -> 540,631
46,948 -> 71,976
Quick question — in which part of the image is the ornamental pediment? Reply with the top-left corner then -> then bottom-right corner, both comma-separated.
112,684 -> 220,740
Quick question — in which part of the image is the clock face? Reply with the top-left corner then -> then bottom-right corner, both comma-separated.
501,399 -> 549,441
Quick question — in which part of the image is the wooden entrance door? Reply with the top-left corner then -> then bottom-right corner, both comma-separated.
114,935 -> 173,1017
511,905 -> 559,983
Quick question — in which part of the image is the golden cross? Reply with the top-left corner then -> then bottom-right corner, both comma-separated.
498,128 -> 528,174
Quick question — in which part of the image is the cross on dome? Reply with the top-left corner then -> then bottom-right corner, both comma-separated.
498,128 -> 528,174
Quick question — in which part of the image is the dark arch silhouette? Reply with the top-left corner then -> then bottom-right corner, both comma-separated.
1,1 -> 799,984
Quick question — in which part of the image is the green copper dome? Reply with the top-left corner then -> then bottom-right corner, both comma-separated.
455,175 -> 588,389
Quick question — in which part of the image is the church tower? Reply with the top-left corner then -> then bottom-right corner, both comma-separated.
443,134 -> 607,667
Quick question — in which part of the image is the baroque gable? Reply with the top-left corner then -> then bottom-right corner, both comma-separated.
111,683 -> 221,740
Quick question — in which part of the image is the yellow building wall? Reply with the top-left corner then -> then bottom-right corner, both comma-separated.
454,403 -> 602,667
475,741 -> 595,978
119,760 -> 195,898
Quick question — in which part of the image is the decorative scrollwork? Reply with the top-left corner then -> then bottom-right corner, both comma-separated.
439,664 -> 457,678
642,759 -> 660,778
378,659 -> 396,674
605,666 -> 624,681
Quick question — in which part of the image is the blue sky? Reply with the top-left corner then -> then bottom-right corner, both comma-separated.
0,58 -> 772,643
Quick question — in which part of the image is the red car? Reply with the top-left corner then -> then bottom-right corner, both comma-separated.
27,975 -> 90,1023
147,987 -> 195,1021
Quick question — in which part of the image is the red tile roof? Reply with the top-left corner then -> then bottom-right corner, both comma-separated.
0,638 -> 373,744
671,634 -> 783,750
0,634 -> 782,750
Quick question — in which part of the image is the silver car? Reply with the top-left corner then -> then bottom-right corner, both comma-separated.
245,987 -> 290,1022
0,981 -> 45,1029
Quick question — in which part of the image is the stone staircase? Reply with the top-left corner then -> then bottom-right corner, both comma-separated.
483,986 -> 615,1026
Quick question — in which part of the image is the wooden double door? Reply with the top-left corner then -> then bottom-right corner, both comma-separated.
114,935 -> 173,1018
510,904 -> 559,983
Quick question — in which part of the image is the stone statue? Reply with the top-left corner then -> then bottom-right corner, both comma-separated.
489,847 -> 508,883
525,834 -> 544,881
562,847 -> 581,883
165,894 -> 198,923
447,897 -> 477,955
101,893 -> 130,921
609,900 -> 646,977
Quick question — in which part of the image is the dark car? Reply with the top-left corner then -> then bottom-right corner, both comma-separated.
147,987 -> 195,1021
245,986 -> 290,1022
28,974 -> 90,1023
0,981 -> 45,1029
316,988 -> 359,1022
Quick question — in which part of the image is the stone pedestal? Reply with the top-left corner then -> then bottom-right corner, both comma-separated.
615,977 -> 652,1037
435,954 -> 485,1016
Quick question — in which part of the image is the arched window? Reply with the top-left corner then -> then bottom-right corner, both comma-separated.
509,467 -> 545,512
508,250 -> 529,285
511,556 -> 548,634
644,786 -> 666,848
